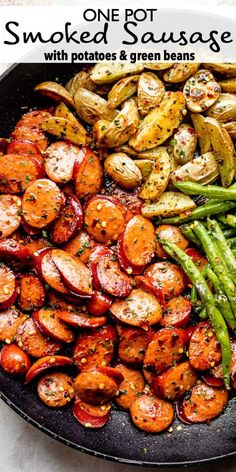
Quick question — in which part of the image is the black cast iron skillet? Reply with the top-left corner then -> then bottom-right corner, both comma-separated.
1,63 -> 236,467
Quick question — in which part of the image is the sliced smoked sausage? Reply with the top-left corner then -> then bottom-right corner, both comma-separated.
115,364 -> 145,409
144,327 -> 188,373
188,322 -> 222,371
84,196 -> 125,245
0,344 -> 31,376
73,325 -> 116,371
0,264 -> 17,309
0,154 -> 40,194
0,195 -> 22,237
74,147 -> 102,199
45,141 -> 81,184
0,309 -> 27,343
15,318 -> 62,358
37,372 -> 75,407
74,370 -> 119,405
121,215 -> 155,267
180,382 -> 228,423
11,110 -> 52,152
145,262 -> 186,299
152,361 -> 197,400
18,274 -> 45,311
130,394 -> 174,433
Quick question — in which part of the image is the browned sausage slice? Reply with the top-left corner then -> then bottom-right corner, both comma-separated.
145,262 -> 186,299
0,309 -> 27,343
74,147 -> 102,199
152,361 -> 197,400
37,372 -> 75,407
23,237 -> 52,256
50,194 -> 83,245
0,239 -> 31,267
155,225 -> 189,259
11,110 -> 52,152
130,394 -> 174,433
0,264 -> 17,309
122,215 -> 155,267
63,230 -> 95,263
161,297 -> 192,328
84,196 -> 125,245
115,364 -> 145,409
144,327 -> 188,373
87,291 -> 112,317
7,139 -> 44,168
73,398 -> 111,428
57,309 -> 107,329
15,318 -> 62,358
73,325 -> 116,371
74,371 -> 119,405
0,344 -> 31,376
110,289 -> 162,329
0,154 -> 40,194
45,141 -> 81,184
118,327 -> 154,366
18,274 -> 46,311
22,179 -> 64,229
34,248 -> 70,294
0,195 -> 22,237
25,355 -> 72,383
95,252 -> 132,298
33,308 -> 75,343
188,322 -> 222,371
51,249 -> 93,296
180,382 -> 228,423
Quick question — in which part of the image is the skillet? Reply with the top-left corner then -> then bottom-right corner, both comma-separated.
1,62 -> 236,467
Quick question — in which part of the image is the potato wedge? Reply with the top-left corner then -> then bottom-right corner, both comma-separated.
205,117 -> 235,187
139,147 -> 171,200
129,91 -> 186,151
223,121 -> 236,140
66,71 -> 97,96
90,63 -> 144,84
171,152 -> 219,186
138,72 -> 165,116
163,63 -> 200,83
114,144 -> 137,156
93,119 -> 111,145
203,63 -> 236,77
108,76 -> 139,109
190,113 -> 212,154
168,124 -> 197,164
183,69 -> 221,113
134,159 -> 154,180
55,102 -> 78,124
74,88 -> 116,125
141,192 -> 196,218
104,153 -> 142,189
102,99 -> 140,148
219,78 -> 236,93
42,117 -> 87,146
144,63 -> 172,71
34,81 -> 74,108
206,93 -> 236,123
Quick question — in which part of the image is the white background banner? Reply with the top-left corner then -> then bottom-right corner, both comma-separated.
0,4 -> 236,63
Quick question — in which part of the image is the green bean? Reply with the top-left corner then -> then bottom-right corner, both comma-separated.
228,237 -> 236,246
206,266 -> 236,331
160,239 -> 231,389
192,221 -> 236,323
207,219 -> 236,278
191,284 -> 198,304
174,181 -> 236,200
159,201 -> 236,224
199,308 -> 208,320
218,214 -> 236,228
179,224 -> 201,246
223,228 -> 236,239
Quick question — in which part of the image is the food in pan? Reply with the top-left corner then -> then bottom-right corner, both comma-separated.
1,62 -> 236,433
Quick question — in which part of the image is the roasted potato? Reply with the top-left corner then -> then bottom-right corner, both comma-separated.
183,69 -> 221,113
102,99 -> 140,148
141,192 -> 196,218
144,63 -> 172,71
129,91 -> 186,151
134,159 -> 154,180
104,153 -> 142,189
203,63 -> 236,77
168,124 -> 197,164
171,152 -> 219,185
205,117 -> 235,187
137,72 -> 165,116
66,71 -> 97,96
42,117 -> 88,146
34,81 -> 74,108
223,121 -> 236,140
190,113 -> 212,154
206,93 -> 236,123
55,102 -> 79,124
114,144 -> 137,156
163,63 -> 200,83
108,76 -> 139,109
90,63 -> 144,84
219,78 -> 236,93
93,120 -> 111,145
74,88 -> 116,125
139,147 -> 171,200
